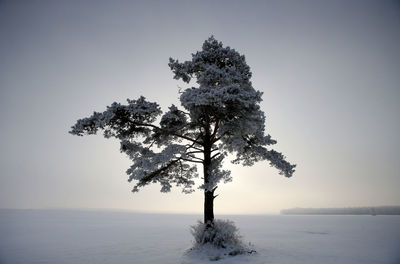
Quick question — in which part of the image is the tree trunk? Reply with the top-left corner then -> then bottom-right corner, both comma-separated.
204,190 -> 214,225
203,136 -> 215,225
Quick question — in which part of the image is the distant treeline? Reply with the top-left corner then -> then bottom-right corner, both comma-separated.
281,206 -> 400,215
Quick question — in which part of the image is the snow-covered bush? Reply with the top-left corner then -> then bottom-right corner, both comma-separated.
191,219 -> 242,248
188,219 -> 255,260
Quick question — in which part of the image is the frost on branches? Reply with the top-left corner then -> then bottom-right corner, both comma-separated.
70,36 -> 295,227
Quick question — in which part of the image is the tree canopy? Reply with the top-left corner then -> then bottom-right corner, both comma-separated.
70,36 -> 295,201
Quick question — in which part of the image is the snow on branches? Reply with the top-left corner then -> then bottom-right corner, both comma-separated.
70,36 -> 295,196
169,36 -> 295,178
69,96 -> 161,139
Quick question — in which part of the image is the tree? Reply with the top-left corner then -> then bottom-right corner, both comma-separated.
70,36 -> 295,229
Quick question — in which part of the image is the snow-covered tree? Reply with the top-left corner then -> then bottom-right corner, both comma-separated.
70,36 -> 295,231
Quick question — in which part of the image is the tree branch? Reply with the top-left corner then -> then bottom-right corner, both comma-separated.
134,122 -> 203,145
181,158 -> 203,164
186,154 -> 204,161
211,152 -> 221,160
189,146 -> 203,152
139,151 -> 203,184
186,150 -> 204,155
139,159 -> 180,184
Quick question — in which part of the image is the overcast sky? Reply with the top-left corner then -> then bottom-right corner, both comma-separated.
1,0 -> 399,214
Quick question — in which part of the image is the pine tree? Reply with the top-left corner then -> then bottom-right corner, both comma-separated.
70,36 -> 295,232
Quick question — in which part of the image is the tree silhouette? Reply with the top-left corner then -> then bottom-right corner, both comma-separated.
70,36 -> 295,229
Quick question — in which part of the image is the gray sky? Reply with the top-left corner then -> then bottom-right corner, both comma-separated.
1,0 -> 399,214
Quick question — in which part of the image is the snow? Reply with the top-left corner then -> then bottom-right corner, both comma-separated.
1,209 -> 399,264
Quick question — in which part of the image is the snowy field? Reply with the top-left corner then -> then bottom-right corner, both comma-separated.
0,209 -> 399,264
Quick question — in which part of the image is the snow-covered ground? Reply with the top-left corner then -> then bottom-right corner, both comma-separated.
0,209 -> 399,264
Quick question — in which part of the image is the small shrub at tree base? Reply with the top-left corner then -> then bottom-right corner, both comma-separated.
191,219 -> 242,248
189,219 -> 256,259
